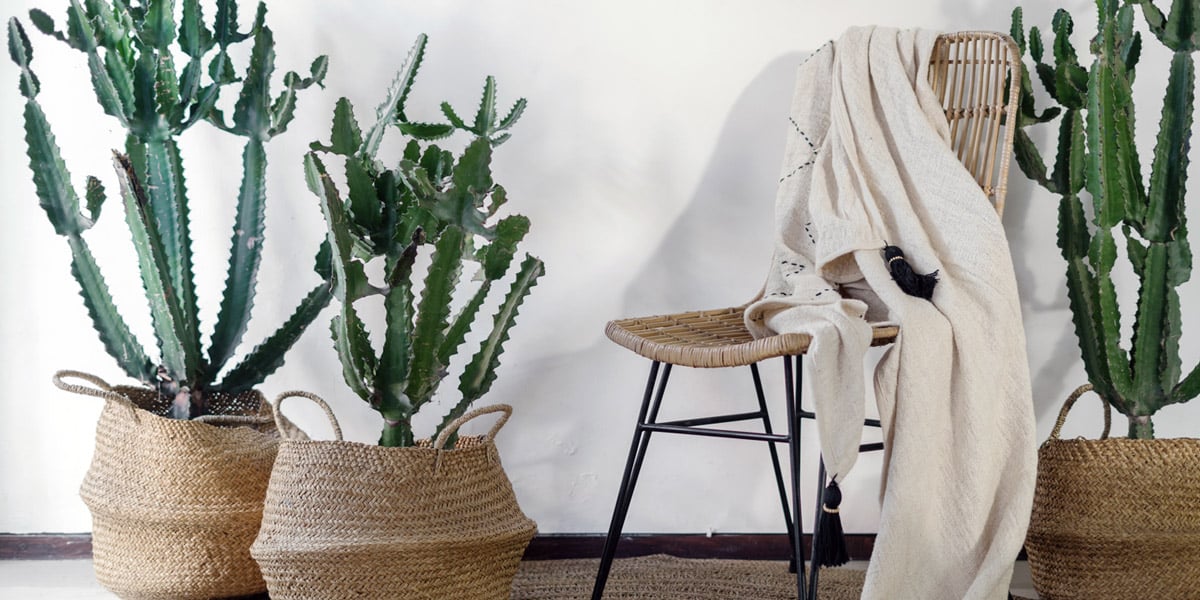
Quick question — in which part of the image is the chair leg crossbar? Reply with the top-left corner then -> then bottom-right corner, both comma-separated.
591,356 -> 882,600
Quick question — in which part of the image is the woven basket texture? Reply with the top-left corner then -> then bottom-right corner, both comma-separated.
251,434 -> 537,600
81,384 -> 291,600
1026,386 -> 1200,599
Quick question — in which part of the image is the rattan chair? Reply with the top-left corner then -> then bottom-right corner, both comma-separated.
592,31 -> 1021,600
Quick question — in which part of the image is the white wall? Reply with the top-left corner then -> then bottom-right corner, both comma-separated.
3,0 -> 1198,536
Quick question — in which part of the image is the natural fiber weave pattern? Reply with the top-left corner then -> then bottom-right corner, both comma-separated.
79,385 -> 283,600
1026,385 -> 1200,599
606,307 -> 899,368
515,556 -> 861,599
512,555 -> 1032,600
251,402 -> 536,600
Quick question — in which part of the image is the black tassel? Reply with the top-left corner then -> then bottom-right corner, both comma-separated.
814,481 -> 850,567
883,244 -> 938,301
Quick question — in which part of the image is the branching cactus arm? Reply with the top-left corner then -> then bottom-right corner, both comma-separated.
307,153 -> 377,403
208,4 -> 328,382
438,254 -> 544,447
9,17 -> 154,383
111,152 -> 197,414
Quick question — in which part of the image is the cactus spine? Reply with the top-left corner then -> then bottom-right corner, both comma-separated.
1012,0 -> 1198,438
9,0 -> 331,418
307,35 -> 543,447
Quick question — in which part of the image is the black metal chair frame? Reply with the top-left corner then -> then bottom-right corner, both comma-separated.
591,356 -> 884,600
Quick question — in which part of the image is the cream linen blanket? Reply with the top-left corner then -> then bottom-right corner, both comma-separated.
744,27 -> 1036,599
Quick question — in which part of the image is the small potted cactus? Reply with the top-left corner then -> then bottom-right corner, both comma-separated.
9,1 -> 329,597
249,35 -> 542,600
1010,1 -> 1200,597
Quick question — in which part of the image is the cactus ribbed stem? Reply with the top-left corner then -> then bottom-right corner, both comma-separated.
143,138 -> 201,380
380,420 -> 414,447
209,138 -> 267,375
1128,415 -> 1155,439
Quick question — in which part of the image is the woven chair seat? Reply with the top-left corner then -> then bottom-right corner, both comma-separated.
606,306 -> 900,368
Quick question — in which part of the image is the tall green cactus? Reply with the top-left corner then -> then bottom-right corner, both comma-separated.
9,0 -> 332,419
1012,0 -> 1199,438
307,35 -> 543,447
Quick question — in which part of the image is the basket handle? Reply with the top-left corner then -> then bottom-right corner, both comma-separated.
272,391 -> 343,441
52,370 -> 130,404
194,411 -> 274,427
432,404 -> 513,450
1049,383 -> 1112,440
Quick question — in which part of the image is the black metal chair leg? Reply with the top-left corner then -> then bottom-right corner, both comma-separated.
752,362 -> 799,574
783,355 -> 807,599
592,362 -> 672,600
807,458 -> 828,600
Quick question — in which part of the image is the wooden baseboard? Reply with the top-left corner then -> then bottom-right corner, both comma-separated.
0,534 -> 93,560
0,533 -> 875,561
523,533 -> 876,561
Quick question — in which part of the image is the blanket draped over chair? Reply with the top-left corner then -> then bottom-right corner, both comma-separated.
744,27 -> 1036,599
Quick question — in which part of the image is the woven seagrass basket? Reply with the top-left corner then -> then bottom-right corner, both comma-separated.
1026,384 -> 1200,600
54,370 -> 303,600
251,392 -> 537,600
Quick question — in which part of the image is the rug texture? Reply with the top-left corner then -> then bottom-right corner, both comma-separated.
511,555 -> 1036,599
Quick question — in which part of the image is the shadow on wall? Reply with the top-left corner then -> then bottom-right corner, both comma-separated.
1005,147 -> 1084,421
617,51 -> 808,314
504,51 -> 815,531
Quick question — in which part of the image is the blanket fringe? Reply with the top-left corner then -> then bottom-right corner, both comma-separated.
814,481 -> 850,567
883,245 -> 938,301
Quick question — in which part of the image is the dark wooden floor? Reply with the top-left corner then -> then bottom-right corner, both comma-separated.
1,533 -> 879,561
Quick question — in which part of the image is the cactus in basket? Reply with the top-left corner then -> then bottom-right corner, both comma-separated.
1010,0 -> 1199,438
306,34 -> 544,447
8,0 -> 332,419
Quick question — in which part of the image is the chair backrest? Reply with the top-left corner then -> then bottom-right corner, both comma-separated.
745,32 -> 1021,305
927,32 -> 1021,216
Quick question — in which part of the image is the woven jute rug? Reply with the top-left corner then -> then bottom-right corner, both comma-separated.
511,554 -> 1036,599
